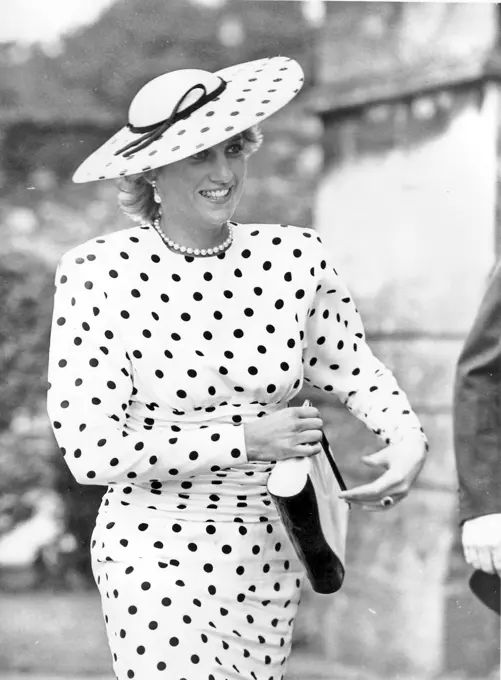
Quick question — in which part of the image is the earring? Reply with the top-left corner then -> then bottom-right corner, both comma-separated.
151,180 -> 162,204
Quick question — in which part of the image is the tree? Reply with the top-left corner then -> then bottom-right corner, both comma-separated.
0,0 -> 315,123
0,250 -> 54,429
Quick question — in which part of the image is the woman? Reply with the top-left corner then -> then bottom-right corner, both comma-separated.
48,57 -> 427,680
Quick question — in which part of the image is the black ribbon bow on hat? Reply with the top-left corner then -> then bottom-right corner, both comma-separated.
114,78 -> 227,158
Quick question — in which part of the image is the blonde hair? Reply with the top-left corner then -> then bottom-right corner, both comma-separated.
117,126 -> 263,224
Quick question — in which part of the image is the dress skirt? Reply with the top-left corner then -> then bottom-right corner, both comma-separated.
90,461 -> 305,680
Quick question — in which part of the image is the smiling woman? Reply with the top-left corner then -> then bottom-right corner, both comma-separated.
47,56 -> 427,680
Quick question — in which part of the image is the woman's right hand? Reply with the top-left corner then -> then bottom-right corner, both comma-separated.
244,406 -> 323,462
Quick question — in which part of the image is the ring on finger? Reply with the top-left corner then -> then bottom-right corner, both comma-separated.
380,495 -> 394,508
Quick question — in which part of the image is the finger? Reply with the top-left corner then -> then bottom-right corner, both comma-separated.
476,548 -> 496,575
296,429 -> 322,445
348,500 -> 387,513
352,504 -> 384,513
288,442 -> 322,458
296,417 -> 323,432
466,548 -> 487,573
338,471 -> 402,501
348,495 -> 404,511
463,546 -> 476,567
493,546 -> 501,577
294,406 -> 320,419
359,503 -> 395,513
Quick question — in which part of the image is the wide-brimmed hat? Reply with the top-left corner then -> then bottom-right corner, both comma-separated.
72,56 -> 304,183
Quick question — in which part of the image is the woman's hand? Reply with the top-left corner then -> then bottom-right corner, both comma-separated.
244,406 -> 323,462
462,514 -> 501,576
338,435 -> 427,511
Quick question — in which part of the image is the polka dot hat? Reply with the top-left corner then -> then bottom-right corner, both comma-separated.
72,56 -> 304,183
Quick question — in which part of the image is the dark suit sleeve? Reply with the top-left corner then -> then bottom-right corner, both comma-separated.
453,259 -> 501,524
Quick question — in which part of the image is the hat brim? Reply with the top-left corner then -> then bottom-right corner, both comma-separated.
72,56 -> 304,184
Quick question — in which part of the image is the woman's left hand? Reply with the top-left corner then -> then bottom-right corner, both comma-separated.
338,436 -> 428,511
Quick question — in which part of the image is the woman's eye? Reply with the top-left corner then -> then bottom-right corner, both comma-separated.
227,143 -> 243,156
191,150 -> 209,161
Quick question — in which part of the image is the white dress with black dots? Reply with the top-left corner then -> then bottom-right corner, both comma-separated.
47,223 -> 425,680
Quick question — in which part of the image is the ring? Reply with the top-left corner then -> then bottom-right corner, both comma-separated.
380,496 -> 394,508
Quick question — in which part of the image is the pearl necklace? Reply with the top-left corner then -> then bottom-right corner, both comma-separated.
151,218 -> 234,257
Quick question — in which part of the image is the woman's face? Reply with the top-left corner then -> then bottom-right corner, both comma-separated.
155,135 -> 247,233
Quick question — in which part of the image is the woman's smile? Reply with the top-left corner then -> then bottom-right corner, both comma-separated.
198,186 -> 233,203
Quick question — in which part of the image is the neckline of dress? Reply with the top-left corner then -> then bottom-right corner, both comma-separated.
145,221 -> 239,262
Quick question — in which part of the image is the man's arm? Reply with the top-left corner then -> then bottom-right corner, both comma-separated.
453,259 -> 501,524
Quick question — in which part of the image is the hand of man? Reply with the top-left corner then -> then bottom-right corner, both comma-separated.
462,513 -> 501,576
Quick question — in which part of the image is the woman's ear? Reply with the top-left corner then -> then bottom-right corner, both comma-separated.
143,170 -> 157,185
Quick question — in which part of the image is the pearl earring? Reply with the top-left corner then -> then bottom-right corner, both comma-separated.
151,180 -> 162,204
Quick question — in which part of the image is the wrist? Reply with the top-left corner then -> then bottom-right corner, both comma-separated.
243,423 -> 261,461
393,429 -> 428,452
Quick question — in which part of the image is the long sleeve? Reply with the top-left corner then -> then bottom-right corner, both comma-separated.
47,253 -> 247,487
303,237 -> 426,447
454,259 -> 501,524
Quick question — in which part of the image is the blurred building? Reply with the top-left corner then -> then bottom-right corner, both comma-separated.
302,2 -> 501,677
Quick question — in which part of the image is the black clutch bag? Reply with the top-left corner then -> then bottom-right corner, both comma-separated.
267,401 -> 350,594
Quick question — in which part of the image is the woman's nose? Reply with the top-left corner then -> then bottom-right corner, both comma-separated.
209,155 -> 233,184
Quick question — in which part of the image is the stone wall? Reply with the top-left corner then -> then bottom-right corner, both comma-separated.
317,84 -> 497,334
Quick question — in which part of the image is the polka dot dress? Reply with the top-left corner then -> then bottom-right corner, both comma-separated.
47,223 -> 425,680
